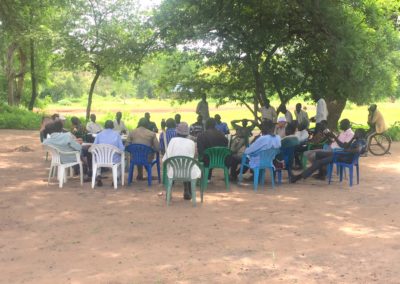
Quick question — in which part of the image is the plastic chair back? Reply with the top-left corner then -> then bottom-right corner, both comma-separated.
90,144 -> 122,165
258,148 -> 280,169
125,143 -> 156,166
163,156 -> 201,181
203,147 -> 231,168
43,144 -> 62,165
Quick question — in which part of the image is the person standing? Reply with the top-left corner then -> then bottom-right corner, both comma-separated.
113,111 -> 127,134
310,97 -> 328,125
294,103 -> 309,129
260,98 -> 277,123
368,104 -> 386,134
277,104 -> 293,124
196,93 -> 210,126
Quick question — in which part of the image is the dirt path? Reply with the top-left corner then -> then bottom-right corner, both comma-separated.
1,129 -> 400,283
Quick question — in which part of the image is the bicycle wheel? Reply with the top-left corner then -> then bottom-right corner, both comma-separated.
368,133 -> 391,156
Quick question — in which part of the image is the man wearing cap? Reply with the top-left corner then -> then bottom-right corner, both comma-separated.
275,117 -> 287,138
163,122 -> 201,200
128,118 -> 160,180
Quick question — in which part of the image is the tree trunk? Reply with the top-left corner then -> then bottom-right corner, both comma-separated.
28,38 -> 38,111
326,97 -> 347,130
6,42 -> 18,105
15,47 -> 27,105
86,67 -> 102,121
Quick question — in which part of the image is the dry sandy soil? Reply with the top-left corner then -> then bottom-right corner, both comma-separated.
1,129 -> 400,284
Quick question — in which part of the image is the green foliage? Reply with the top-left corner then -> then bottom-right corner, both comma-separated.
0,103 -> 42,129
387,121 -> 400,141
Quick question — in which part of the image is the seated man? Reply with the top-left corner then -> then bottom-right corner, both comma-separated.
291,129 -> 366,182
231,118 -> 257,146
232,120 -> 280,179
93,120 -> 125,186
275,117 -> 287,138
303,119 -> 353,164
160,118 -> 177,154
144,112 -> 159,133
190,115 -> 204,140
215,114 -> 230,134
71,116 -> 87,140
113,111 -> 127,134
163,122 -> 201,200
128,117 -> 160,180
197,118 -> 229,180
86,114 -> 103,134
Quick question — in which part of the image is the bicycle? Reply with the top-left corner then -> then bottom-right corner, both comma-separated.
351,123 -> 391,156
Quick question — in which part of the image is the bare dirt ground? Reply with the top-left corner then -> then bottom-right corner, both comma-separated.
1,129 -> 400,284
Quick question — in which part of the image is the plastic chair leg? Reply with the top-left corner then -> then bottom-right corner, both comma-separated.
349,167 -> 353,187
253,169 -> 259,192
260,169 -> 266,187
146,166 -> 152,186
112,166 -> 118,190
203,168 -> 210,190
223,167 -> 229,190
166,179 -> 172,206
277,170 -> 282,185
121,163 -> 125,187
191,180 -> 196,207
58,167 -> 64,188
91,165 -> 97,189
48,166 -> 53,185
79,163 -> 83,186
328,164 -> 333,184
238,164 -> 244,183
339,166 -> 343,182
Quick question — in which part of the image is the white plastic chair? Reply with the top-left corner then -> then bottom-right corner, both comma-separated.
43,144 -> 83,188
89,144 -> 125,189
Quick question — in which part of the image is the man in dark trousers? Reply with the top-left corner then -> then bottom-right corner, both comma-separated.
197,118 -> 229,181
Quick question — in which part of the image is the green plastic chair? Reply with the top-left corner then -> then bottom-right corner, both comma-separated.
163,156 -> 203,207
201,147 -> 232,190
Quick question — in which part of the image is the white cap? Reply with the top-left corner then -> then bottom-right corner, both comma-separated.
277,116 -> 286,123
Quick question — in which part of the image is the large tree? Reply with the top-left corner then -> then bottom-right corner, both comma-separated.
156,0 -> 400,126
60,0 -> 157,120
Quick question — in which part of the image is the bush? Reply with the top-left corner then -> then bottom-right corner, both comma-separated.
0,103 -> 43,130
58,99 -> 72,106
387,121 -> 400,141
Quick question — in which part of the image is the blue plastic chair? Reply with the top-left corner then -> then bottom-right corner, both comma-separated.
239,148 -> 280,191
276,146 -> 295,184
125,144 -> 160,186
327,151 -> 360,187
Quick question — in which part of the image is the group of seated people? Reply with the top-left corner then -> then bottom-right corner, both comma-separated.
41,105 -> 367,201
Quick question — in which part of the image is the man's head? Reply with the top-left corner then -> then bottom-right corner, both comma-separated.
90,114 -> 96,122
138,117 -> 148,128
197,115 -> 203,124
201,93 -> 207,101
278,104 -> 287,113
205,118 -> 216,130
145,112 -> 150,120
260,120 -> 275,135
166,118 -> 176,129
105,120 -> 114,129
339,119 -> 351,131
368,104 -> 377,113
295,103 -> 302,113
214,114 -> 221,123
354,128 -> 366,140
277,116 -> 287,128
242,119 -> 248,127
285,123 -> 296,136
51,113 -> 59,120
47,120 -> 63,134
313,95 -> 321,103
116,112 -> 122,121
265,98 -> 271,108
71,116 -> 81,126
315,120 -> 328,133
176,122 -> 190,137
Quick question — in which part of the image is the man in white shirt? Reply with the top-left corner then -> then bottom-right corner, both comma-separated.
295,103 -> 309,129
163,122 -> 201,200
260,98 -> 277,123
311,97 -> 328,124
86,114 -> 103,134
113,111 -> 127,134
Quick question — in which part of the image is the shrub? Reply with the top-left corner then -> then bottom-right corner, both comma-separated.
0,103 -> 43,130
58,99 -> 72,106
387,121 -> 400,141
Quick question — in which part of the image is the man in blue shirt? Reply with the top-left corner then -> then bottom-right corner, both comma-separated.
215,114 -> 230,134
93,120 -> 125,186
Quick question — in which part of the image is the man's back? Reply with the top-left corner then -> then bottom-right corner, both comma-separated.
128,126 -> 159,151
197,129 -> 228,156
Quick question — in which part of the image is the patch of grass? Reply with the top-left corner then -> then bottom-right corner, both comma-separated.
0,103 -> 43,130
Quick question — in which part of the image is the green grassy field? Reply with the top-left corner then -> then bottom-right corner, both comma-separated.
44,96 -> 399,130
